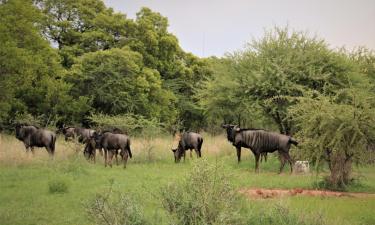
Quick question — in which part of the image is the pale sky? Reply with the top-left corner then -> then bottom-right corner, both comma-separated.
103,0 -> 375,57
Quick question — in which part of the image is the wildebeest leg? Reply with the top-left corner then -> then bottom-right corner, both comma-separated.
108,151 -> 113,168
284,152 -> 293,173
236,146 -> 241,163
278,152 -> 286,174
92,149 -> 96,164
255,153 -> 261,173
183,150 -> 186,162
104,149 -> 108,167
190,149 -> 193,158
30,147 -> 35,156
260,152 -> 267,163
115,150 -> 119,166
122,150 -> 128,168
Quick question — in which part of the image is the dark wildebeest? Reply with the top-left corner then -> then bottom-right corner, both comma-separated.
172,132 -> 203,163
15,124 -> 56,156
92,131 -> 132,168
83,137 -> 100,163
83,128 -> 126,162
61,126 -> 95,143
222,124 -> 298,173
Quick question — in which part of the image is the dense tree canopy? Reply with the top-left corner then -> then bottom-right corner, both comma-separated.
0,0 -> 212,131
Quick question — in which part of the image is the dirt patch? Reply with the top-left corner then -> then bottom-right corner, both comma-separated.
239,188 -> 375,199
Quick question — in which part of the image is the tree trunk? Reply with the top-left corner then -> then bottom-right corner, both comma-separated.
327,152 -> 352,189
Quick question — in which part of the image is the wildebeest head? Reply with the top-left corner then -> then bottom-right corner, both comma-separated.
92,131 -> 104,149
172,144 -> 184,163
221,124 -> 239,142
15,124 -> 23,140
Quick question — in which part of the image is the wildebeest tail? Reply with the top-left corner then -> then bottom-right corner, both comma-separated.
51,133 -> 56,154
198,137 -> 203,150
127,141 -> 132,158
289,137 -> 298,146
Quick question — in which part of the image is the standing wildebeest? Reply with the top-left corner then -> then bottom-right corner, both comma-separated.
61,126 -> 95,143
15,124 -> 56,156
222,124 -> 298,173
92,131 -> 132,168
83,137 -> 101,163
172,132 -> 203,163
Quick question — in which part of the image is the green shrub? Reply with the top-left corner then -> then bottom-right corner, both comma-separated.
48,179 -> 69,194
85,183 -> 148,225
160,159 -> 243,225
245,202 -> 327,225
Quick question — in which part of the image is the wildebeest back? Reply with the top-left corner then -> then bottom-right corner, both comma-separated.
236,130 -> 290,152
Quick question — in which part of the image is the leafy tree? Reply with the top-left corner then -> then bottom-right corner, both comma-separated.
0,0 -> 88,127
289,88 -> 375,189
37,0 -> 132,67
214,27 -> 360,134
67,47 -> 177,124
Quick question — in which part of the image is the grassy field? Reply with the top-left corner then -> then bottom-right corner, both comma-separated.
0,133 -> 375,225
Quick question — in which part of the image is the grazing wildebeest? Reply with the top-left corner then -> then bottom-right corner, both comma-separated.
61,126 -> 95,143
83,137 -> 100,163
172,132 -> 203,163
92,131 -> 132,168
222,124 -> 298,173
15,124 -> 56,156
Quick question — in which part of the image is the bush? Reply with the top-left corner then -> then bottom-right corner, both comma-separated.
48,179 -> 69,194
246,202 -> 327,225
160,159 -> 243,225
85,182 -> 148,225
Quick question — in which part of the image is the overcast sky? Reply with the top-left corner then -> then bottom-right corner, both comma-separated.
103,0 -> 375,57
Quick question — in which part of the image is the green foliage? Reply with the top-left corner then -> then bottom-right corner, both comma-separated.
85,182 -> 149,225
90,113 -> 164,136
246,202 -> 326,225
48,179 -> 69,194
161,159 -> 243,225
289,88 -> 375,188
199,27 -> 362,134
68,47 -> 177,124
0,0 -> 89,127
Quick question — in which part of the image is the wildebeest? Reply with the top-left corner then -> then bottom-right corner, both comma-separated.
60,126 -> 95,143
92,131 -> 132,168
222,124 -> 298,173
83,137 -> 100,163
172,132 -> 203,163
15,124 -> 56,156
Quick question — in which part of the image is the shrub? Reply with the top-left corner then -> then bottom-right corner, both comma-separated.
160,159 -> 243,225
85,182 -> 148,225
246,202 -> 327,225
289,89 -> 375,189
48,179 -> 69,194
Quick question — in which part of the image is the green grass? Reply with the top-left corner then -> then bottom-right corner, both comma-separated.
0,134 -> 375,225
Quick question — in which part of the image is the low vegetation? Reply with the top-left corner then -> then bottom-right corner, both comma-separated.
1,134 -> 375,225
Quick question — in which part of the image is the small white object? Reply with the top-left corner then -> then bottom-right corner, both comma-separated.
294,161 -> 310,173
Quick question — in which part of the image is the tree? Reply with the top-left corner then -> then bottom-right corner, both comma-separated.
67,47 -> 177,125
233,27 -> 358,134
289,88 -> 375,189
0,0 -> 88,127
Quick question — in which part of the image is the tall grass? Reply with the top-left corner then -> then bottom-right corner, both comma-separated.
1,133 -> 375,225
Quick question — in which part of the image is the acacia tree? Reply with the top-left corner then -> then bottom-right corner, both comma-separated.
289,88 -> 375,188
234,27 -> 355,134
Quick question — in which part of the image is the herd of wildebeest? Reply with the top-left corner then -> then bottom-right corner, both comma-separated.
14,123 -> 298,173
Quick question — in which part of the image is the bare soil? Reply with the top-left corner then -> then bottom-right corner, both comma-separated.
239,188 -> 375,199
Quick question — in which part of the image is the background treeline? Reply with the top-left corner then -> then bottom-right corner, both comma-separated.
0,0 -> 211,132
1,0 -> 375,189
